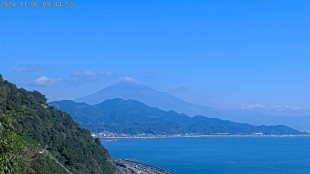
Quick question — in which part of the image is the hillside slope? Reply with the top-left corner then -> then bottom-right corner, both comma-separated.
50,99 -> 304,135
0,74 -> 115,174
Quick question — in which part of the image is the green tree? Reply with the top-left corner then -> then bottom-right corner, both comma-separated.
0,111 -> 26,174
0,74 -> 115,173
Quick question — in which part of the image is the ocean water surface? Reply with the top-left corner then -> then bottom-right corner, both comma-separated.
102,137 -> 310,174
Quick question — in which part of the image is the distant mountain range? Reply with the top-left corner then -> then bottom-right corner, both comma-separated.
74,78 -> 310,132
50,99 -> 305,135
206,110 -> 310,132
75,77 -> 212,116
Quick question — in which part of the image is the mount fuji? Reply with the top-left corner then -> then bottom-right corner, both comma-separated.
75,77 -> 212,116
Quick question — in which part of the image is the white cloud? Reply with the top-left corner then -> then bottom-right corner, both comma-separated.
73,70 -> 98,77
15,65 -> 38,72
110,77 -> 139,85
240,104 -> 265,110
34,76 -> 62,86
240,104 -> 309,112
116,77 -> 137,83
73,70 -> 116,79
271,105 -> 304,111
103,72 -> 116,77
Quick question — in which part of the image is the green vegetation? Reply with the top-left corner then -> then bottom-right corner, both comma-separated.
0,111 -> 26,174
51,99 -> 305,135
0,74 -> 115,173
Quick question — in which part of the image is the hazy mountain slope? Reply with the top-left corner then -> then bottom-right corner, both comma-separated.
50,99 -> 304,135
0,75 -> 115,174
207,110 -> 310,132
75,78 -> 310,131
75,78 -> 211,116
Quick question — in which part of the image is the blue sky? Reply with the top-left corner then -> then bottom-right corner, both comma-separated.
1,0 -> 310,113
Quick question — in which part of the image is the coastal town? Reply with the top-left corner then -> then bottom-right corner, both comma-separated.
92,131 -> 218,139
93,131 -> 310,140
92,131 -> 269,139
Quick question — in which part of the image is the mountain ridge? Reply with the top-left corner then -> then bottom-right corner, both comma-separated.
50,99 -> 305,136
75,78 -> 212,116
74,78 -> 310,131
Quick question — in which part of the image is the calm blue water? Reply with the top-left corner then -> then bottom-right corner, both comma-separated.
102,137 -> 310,174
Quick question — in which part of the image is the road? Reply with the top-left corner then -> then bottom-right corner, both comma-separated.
115,159 -> 175,174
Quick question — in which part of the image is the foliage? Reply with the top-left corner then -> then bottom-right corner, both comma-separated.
0,111 -> 26,174
0,75 -> 115,173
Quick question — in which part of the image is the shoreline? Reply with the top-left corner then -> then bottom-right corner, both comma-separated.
100,134 -> 310,140
115,159 -> 174,174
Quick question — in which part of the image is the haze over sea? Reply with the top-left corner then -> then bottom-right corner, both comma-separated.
103,137 -> 310,174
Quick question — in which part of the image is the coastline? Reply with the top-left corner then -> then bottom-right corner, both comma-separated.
115,159 -> 174,174
106,135 -> 310,174
100,134 -> 310,140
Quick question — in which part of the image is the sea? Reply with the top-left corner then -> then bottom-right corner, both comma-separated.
102,137 -> 310,174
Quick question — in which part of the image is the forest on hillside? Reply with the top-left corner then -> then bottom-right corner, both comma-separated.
0,74 -> 115,174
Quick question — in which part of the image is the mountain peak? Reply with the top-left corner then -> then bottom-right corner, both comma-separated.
75,77 -> 212,116
111,77 -> 139,85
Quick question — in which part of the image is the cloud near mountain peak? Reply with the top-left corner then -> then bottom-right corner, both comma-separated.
114,77 -> 138,84
73,70 -> 98,77
34,76 -> 63,86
